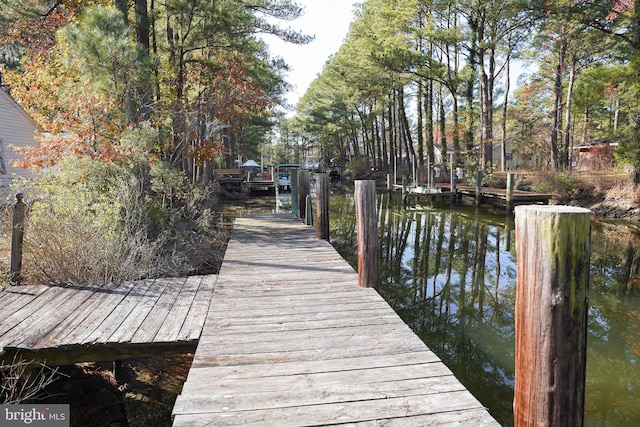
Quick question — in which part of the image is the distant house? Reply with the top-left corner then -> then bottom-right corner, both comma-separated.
491,139 -> 529,170
0,86 -> 40,191
572,138 -> 618,170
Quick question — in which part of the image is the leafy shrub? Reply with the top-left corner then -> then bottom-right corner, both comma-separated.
483,175 -> 506,189
4,127 -> 226,285
344,157 -> 371,179
531,171 -> 575,195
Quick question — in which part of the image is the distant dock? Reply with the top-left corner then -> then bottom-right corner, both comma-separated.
399,184 -> 552,209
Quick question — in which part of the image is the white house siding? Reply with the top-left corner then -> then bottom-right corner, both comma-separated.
0,88 -> 40,192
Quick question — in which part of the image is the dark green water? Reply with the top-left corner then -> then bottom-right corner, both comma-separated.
327,188 -> 640,427
224,188 -> 640,426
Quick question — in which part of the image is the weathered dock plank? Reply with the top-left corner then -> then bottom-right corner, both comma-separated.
12,285 -> 97,349
178,275 -> 217,342
34,283 -> 129,349
155,276 -> 203,343
108,278 -> 171,344
0,285 -> 73,338
0,275 -> 217,365
131,277 -> 185,344
82,280 -> 154,344
0,284 -> 48,308
172,214 -> 499,426
68,281 -> 139,345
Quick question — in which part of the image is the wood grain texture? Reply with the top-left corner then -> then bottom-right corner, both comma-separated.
0,275 -> 217,365
514,205 -> 591,427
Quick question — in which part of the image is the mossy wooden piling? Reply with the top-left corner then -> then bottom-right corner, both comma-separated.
514,205 -> 591,427
354,180 -> 378,290
506,173 -> 515,213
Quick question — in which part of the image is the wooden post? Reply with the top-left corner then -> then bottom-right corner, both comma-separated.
10,193 -> 26,286
506,173 -> 515,213
475,171 -> 483,207
304,194 -> 313,226
354,180 -> 378,290
402,175 -> 407,194
386,174 -> 392,191
291,171 -> 299,216
514,205 -> 591,427
504,213 -> 513,252
316,173 -> 330,240
297,170 -> 309,220
450,155 -> 457,202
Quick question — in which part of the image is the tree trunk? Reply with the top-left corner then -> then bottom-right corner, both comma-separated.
135,0 -> 152,121
439,84 -> 447,164
417,80 -> 425,168
465,17 -> 478,154
388,102 -> 396,169
452,89 -> 460,162
563,56 -> 577,170
381,112 -> 389,170
501,55 -> 510,171
399,87 -> 416,163
426,79 -> 435,161
551,39 -> 567,171
114,0 -> 137,124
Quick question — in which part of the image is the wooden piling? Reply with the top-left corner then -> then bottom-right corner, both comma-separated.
9,193 -> 26,286
450,156 -> 456,194
506,173 -> 515,213
304,194 -> 313,226
475,171 -> 483,207
297,170 -> 309,220
316,173 -> 330,240
291,171 -> 299,216
514,205 -> 591,427
354,181 -> 378,290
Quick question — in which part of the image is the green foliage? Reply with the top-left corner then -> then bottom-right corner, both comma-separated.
344,156 -> 372,179
59,5 -> 150,103
7,126 -> 226,285
19,174 -> 139,284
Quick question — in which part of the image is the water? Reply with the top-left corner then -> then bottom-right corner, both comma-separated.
327,188 -> 640,426
222,189 -> 640,426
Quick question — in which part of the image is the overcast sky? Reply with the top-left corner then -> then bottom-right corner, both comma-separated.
263,0 -> 360,111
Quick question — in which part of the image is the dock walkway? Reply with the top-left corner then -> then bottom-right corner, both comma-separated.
172,214 -> 499,426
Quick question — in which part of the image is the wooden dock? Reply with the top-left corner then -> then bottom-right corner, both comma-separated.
172,214 -> 499,426
399,184 -> 552,208
0,275 -> 216,366
456,186 -> 552,207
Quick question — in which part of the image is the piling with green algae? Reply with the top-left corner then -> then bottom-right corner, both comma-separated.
514,205 -> 591,427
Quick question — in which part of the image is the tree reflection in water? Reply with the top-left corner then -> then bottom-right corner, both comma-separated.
328,187 -> 640,426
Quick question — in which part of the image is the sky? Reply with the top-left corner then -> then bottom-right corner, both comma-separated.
262,0 -> 360,111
